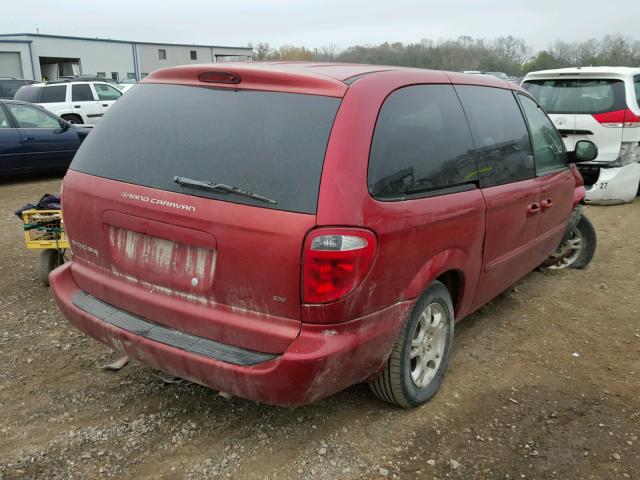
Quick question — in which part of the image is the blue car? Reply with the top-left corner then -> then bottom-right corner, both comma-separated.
0,99 -> 91,176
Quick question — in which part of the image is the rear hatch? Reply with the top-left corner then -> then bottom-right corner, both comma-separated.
63,81 -> 341,354
522,78 -> 626,162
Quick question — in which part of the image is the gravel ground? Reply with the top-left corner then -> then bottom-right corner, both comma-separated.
0,174 -> 638,480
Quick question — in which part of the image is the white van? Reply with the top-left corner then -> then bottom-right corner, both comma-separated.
522,67 -> 640,204
13,81 -> 123,126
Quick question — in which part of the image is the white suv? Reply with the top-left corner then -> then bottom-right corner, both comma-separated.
13,80 -> 123,126
522,67 -> 640,204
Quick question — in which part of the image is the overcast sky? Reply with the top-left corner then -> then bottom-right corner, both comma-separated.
2,0 -> 638,51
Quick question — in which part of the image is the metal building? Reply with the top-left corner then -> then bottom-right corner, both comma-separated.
0,33 -> 253,82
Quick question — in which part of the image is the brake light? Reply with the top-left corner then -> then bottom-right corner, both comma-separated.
198,71 -> 241,84
592,108 -> 640,128
302,228 -> 376,304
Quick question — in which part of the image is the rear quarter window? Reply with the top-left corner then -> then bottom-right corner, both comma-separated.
70,83 -> 340,214
39,85 -> 67,103
368,84 -> 478,199
13,85 -> 41,103
455,85 -> 534,188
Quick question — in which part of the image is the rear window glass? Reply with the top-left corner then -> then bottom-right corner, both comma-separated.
522,79 -> 626,114
13,85 -> 41,103
70,83 -> 341,214
0,80 -> 31,99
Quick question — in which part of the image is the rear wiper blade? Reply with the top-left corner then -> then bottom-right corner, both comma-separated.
173,176 -> 277,204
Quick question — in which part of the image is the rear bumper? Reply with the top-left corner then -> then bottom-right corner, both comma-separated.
581,162 -> 640,205
50,262 -> 412,406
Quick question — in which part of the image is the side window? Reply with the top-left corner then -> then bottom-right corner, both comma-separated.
39,85 -> 67,103
518,94 -> 568,175
72,84 -> 95,102
368,84 -> 478,199
6,104 -> 61,128
94,83 -> 122,101
634,75 -> 640,108
0,106 -> 11,128
455,85 -> 534,187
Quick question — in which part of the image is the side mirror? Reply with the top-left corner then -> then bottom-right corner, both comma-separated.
569,140 -> 598,163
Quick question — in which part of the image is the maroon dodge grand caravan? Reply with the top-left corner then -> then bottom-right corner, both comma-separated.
50,63 -> 597,407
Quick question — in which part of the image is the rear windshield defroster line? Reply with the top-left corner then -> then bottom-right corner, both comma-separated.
70,83 -> 341,214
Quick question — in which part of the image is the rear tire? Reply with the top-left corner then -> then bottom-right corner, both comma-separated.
39,250 -> 64,286
543,215 -> 596,270
61,114 -> 83,124
369,280 -> 454,408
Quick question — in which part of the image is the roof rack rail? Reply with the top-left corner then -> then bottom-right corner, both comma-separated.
44,76 -> 119,85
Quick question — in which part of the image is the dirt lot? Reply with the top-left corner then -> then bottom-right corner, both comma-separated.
0,175 -> 638,480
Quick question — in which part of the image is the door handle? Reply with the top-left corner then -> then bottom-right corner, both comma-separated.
74,105 -> 81,108
102,104 -> 109,107
527,203 -> 541,216
541,198 -> 553,212
22,137 -> 36,142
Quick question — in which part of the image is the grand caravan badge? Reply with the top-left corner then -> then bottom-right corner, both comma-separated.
121,192 -> 196,213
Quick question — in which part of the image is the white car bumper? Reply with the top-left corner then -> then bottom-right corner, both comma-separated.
583,162 -> 640,205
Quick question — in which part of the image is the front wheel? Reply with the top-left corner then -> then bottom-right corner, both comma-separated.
543,215 -> 597,270
369,280 -> 454,408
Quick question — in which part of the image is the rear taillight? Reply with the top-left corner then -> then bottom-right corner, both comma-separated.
592,108 -> 640,128
302,228 -> 376,304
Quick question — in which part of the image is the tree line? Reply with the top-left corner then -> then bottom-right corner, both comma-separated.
249,35 -> 640,76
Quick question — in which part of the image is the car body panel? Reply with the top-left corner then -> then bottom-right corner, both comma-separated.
550,112 -> 623,162
60,169 -> 314,353
310,69 -> 485,323
18,125 -> 81,171
0,122 -> 24,171
52,261 -> 414,406
471,179 -> 547,309
582,162 -> 640,205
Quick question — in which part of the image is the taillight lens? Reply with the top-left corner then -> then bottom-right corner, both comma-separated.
592,108 -> 640,128
302,228 -> 376,304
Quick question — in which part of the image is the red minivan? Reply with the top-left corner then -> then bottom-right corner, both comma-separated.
50,63 -> 598,407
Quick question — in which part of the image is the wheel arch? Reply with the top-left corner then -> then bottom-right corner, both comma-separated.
435,270 -> 463,316
60,113 -> 83,122
400,248 -> 478,320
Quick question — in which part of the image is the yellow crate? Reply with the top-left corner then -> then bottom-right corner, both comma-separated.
22,209 -> 70,250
